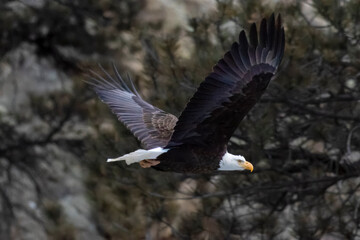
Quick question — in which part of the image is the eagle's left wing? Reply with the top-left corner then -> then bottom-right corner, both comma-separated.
167,14 -> 285,148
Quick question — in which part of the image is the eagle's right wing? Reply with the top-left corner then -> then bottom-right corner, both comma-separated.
88,65 -> 178,150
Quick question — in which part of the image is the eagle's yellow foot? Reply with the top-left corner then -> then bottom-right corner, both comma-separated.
139,159 -> 160,168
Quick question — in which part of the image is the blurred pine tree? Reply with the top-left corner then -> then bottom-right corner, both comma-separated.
0,0 -> 359,239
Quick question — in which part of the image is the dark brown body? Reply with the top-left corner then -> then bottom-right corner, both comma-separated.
153,144 -> 227,174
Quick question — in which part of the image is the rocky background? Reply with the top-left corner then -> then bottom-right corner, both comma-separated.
0,0 -> 360,239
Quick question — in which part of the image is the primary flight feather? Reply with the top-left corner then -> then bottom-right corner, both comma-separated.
88,14 -> 285,174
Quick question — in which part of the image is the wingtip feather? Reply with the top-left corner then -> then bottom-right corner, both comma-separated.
249,23 -> 258,48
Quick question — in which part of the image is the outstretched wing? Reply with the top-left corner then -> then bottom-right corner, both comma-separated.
88,65 -> 178,150
167,14 -> 285,148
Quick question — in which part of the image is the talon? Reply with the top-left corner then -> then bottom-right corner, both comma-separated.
139,160 -> 151,168
139,159 -> 160,168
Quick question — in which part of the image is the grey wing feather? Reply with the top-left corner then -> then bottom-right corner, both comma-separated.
87,64 -> 178,149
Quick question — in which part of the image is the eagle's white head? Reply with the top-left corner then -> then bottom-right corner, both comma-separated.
218,152 -> 254,172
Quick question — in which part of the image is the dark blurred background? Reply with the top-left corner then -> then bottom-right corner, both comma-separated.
0,0 -> 360,239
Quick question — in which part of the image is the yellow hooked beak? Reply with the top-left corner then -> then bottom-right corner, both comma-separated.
239,161 -> 254,172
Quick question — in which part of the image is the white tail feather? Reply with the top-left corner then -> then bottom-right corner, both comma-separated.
107,147 -> 168,165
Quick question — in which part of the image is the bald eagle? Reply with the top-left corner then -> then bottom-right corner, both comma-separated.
89,14 -> 285,174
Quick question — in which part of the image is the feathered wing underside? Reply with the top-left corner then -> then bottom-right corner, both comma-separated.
167,14 -> 285,148
88,65 -> 178,150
